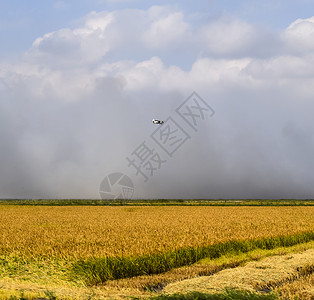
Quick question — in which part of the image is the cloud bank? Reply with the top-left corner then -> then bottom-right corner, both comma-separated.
1,6 -> 314,199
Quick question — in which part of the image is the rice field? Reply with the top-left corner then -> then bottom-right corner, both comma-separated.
0,204 -> 313,298
0,205 -> 313,260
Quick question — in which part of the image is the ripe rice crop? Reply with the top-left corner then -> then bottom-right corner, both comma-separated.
0,206 -> 313,260
0,204 -> 313,294
73,232 -> 314,285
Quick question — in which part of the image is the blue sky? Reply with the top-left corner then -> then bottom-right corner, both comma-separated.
1,0 -> 314,60
1,1 -> 314,199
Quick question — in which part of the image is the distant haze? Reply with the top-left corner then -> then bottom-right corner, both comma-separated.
1,5 -> 314,199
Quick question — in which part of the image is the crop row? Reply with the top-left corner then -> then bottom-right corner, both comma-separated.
72,231 -> 314,285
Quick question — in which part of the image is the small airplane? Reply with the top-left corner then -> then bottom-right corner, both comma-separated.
152,119 -> 164,125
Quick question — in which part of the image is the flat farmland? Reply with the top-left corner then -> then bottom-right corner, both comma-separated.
0,206 -> 314,259
0,205 -> 313,299
0,206 -> 313,259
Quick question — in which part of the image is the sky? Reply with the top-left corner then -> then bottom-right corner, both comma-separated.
1,0 -> 314,199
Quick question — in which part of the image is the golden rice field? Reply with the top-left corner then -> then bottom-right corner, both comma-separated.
0,204 -> 313,299
0,205 -> 313,260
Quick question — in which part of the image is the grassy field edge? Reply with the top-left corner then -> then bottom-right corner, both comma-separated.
1,241 -> 313,299
72,231 -> 314,286
0,199 -> 314,206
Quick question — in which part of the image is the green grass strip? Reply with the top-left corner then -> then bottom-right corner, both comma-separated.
72,231 -> 314,286
1,199 -> 314,206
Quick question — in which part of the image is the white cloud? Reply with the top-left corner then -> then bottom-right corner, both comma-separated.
25,6 -> 284,72
245,55 -> 314,80
143,10 -> 190,50
284,16 -> 314,54
83,11 -> 114,31
201,17 -> 255,56
29,14 -> 114,67
118,56 -> 164,90
2,8 -> 314,198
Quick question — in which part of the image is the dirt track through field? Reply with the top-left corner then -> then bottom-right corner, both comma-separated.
163,248 -> 314,296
